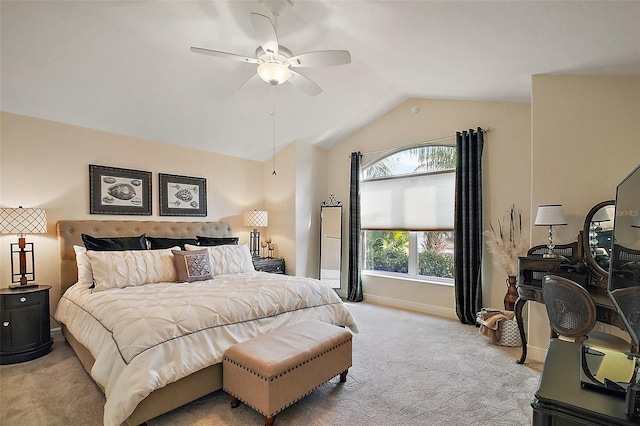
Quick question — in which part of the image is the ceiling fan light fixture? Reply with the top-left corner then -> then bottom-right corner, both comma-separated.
257,61 -> 291,85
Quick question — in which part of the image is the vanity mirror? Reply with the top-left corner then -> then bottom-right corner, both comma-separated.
609,164 -> 640,350
583,200 -> 615,282
320,194 -> 342,289
580,344 -> 638,396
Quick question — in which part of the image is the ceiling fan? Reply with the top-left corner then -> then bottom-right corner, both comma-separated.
190,12 -> 351,96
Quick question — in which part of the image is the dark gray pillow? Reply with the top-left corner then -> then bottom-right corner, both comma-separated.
196,236 -> 239,246
81,233 -> 147,251
147,236 -> 198,250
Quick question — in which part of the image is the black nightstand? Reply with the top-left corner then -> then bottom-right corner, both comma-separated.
0,285 -> 53,364
253,258 -> 285,274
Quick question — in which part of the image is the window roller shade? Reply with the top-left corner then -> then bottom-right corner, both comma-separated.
361,171 -> 455,231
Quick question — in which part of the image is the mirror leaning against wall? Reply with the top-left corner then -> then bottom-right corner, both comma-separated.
320,194 -> 343,289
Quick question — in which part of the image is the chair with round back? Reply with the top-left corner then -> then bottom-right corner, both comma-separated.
542,275 -> 631,351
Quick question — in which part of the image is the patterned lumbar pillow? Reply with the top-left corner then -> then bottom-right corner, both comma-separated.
184,243 -> 255,276
172,249 -> 213,282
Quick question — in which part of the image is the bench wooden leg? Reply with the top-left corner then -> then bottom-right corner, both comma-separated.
264,415 -> 275,426
339,369 -> 348,383
229,395 -> 240,408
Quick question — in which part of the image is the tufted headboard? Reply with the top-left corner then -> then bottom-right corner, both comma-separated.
57,220 -> 233,294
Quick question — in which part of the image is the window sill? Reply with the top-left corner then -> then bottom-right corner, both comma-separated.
362,270 -> 454,287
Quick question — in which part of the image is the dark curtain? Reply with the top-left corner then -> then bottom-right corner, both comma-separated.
454,128 -> 484,324
347,152 -> 363,302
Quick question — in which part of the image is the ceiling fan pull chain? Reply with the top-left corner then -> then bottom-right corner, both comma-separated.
271,85 -> 277,176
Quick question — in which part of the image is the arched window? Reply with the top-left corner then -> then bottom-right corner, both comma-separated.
361,145 -> 456,283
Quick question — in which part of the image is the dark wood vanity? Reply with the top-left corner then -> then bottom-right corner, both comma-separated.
514,200 -> 630,364
530,165 -> 640,425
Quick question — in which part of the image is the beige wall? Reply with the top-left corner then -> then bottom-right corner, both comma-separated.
527,75 -> 640,360
327,98 -> 533,316
263,142 -> 296,274
294,142 -> 328,279
0,112 -> 265,313
263,141 -> 328,278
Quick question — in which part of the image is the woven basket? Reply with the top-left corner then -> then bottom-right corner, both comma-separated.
497,319 -> 522,347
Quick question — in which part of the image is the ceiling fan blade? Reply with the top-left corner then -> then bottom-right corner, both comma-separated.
251,12 -> 278,57
239,73 -> 260,90
190,47 -> 258,64
286,50 -> 351,68
288,70 -> 323,96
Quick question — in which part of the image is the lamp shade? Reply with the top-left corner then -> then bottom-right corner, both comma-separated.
534,204 -> 567,226
244,210 -> 268,228
592,207 -> 612,223
0,207 -> 47,235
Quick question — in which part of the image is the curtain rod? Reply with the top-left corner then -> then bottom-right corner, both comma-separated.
355,127 -> 490,158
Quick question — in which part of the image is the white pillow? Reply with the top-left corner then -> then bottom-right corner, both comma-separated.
73,245 -> 94,287
87,247 -> 179,292
184,243 -> 255,275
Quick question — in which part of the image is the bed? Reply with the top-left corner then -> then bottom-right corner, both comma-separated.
54,220 -> 358,426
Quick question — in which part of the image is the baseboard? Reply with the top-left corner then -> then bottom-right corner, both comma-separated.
526,344 -> 548,363
362,293 -> 457,320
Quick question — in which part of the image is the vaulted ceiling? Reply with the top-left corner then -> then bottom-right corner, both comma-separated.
2,1 -> 639,161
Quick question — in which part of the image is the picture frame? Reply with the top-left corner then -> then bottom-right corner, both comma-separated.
159,173 -> 207,216
89,164 -> 152,215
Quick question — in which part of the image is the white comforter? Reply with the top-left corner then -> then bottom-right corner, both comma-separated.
55,272 -> 358,426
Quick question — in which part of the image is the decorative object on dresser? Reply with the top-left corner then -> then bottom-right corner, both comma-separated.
89,164 -> 152,215
534,204 -> 567,258
158,173 -> 207,216
485,204 -> 528,311
253,257 -> 285,274
0,206 -> 47,287
244,210 -> 268,258
267,237 -> 275,258
0,285 -> 52,364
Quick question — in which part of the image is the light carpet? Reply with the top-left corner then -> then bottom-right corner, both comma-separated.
0,302 -> 542,425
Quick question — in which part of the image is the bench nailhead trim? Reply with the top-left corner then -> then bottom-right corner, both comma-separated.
225,371 -> 348,420
223,338 -> 351,382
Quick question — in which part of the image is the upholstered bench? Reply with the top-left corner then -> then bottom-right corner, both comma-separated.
223,320 -> 352,426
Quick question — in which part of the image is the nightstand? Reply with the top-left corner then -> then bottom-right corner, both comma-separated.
253,258 -> 285,274
0,285 -> 53,364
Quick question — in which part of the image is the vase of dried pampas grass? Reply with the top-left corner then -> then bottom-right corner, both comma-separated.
485,204 -> 529,311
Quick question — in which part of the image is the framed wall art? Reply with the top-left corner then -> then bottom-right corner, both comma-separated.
89,164 -> 152,215
159,173 -> 207,216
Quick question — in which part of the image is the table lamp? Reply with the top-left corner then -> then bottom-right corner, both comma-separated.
534,204 -> 567,258
244,210 -> 268,258
0,206 -> 47,287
